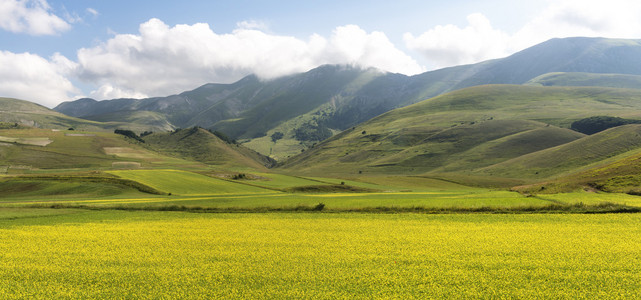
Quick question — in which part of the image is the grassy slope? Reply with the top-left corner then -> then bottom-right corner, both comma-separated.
0,178 -> 147,200
0,97 -> 109,131
0,127 -> 202,171
0,97 -> 170,133
476,124 -> 641,180
143,128 -> 274,171
511,131 -> 641,194
280,85 -> 641,178
106,169 -> 271,195
526,72 -> 641,89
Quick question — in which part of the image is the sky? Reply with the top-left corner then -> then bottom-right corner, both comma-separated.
2,0 -> 641,107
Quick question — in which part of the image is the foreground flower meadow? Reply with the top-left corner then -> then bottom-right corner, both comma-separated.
1,210 -> 640,298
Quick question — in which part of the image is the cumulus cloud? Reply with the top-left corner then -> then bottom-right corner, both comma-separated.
0,0 -> 70,35
0,51 -> 81,107
76,18 -> 425,99
404,13 -> 510,69
406,0 -> 641,69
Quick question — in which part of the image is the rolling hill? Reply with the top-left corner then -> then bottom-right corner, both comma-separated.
508,125 -> 641,195
0,125 -> 275,174
0,97 -> 173,133
475,124 -> 641,180
142,127 -> 275,170
54,37 -> 641,158
0,127 -> 173,171
278,85 -> 641,182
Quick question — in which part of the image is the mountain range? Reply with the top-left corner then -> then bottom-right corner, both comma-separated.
53,37 -> 641,158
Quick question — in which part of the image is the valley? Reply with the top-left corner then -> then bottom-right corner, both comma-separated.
3,36 -> 641,298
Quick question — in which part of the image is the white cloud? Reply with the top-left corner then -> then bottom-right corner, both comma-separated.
76,18 -> 425,100
404,13 -> 511,69
406,0 -> 641,69
86,7 -> 98,17
326,25 -> 426,75
512,0 -> 641,50
0,51 -> 81,107
0,0 -> 70,35
89,84 -> 147,100
236,20 -> 268,31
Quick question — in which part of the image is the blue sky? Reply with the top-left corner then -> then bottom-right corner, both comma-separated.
1,0 -> 640,107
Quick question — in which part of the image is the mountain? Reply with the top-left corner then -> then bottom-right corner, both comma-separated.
451,37 -> 641,88
55,66 -> 461,158
81,110 -> 175,131
277,85 -> 641,182
54,37 -> 641,158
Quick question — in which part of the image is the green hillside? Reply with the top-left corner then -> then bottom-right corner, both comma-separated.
0,97 -> 172,133
0,97 -> 108,131
142,127 -> 275,170
476,124 -> 641,180
507,125 -> 641,194
0,127 -> 202,172
279,85 -> 641,180
526,72 -> 641,89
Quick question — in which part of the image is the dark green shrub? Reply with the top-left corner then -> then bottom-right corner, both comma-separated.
271,132 -> 284,142
570,116 -> 641,135
114,129 -> 144,143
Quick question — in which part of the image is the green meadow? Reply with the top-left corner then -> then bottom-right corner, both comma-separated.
3,168 -> 640,213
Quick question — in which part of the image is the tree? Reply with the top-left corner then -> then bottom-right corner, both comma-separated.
294,123 -> 332,142
271,132 -> 284,142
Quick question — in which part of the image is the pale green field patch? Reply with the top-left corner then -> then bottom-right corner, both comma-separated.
103,147 -> 154,159
107,169 -> 273,195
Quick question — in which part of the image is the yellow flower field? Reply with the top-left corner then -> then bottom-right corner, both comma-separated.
1,211 -> 640,298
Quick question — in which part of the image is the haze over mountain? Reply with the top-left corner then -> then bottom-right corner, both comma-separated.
51,37 -> 641,158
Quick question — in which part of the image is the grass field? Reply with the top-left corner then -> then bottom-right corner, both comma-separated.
4,168 -> 641,211
1,210 -> 640,298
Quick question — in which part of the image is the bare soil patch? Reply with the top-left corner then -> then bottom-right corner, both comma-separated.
0,136 -> 52,146
103,147 -> 153,159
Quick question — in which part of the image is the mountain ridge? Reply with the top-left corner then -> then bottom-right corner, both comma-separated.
52,37 -> 641,158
